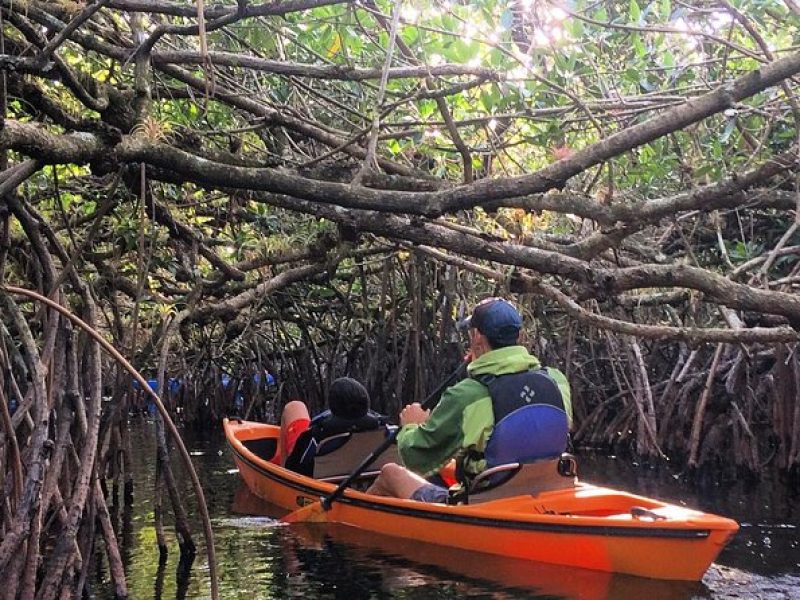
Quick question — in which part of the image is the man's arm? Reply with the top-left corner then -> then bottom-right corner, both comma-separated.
396,380 -> 479,477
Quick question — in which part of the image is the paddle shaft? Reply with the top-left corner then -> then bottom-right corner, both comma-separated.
320,360 -> 468,510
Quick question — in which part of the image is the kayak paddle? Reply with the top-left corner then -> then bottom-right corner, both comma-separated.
281,360 -> 468,524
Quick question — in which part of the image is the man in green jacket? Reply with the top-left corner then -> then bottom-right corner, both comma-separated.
366,297 -> 572,502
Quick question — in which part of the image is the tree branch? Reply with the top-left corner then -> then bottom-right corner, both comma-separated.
250,193 -> 800,324
415,246 -> 800,344
105,0 -> 351,19
151,51 -> 498,81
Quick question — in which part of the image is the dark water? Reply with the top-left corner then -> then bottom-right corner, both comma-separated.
96,422 -> 800,599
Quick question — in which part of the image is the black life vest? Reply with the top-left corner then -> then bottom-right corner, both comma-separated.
285,409 -> 386,475
475,369 -> 569,466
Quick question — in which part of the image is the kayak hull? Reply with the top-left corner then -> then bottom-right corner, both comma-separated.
224,418 -> 738,581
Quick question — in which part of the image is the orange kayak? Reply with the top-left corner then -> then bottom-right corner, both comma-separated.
224,418 -> 738,581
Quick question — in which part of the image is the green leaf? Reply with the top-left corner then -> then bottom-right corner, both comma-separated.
418,99 -> 436,119
632,33 -> 646,57
630,0 -> 642,23
568,18 -> 585,38
441,38 -> 476,63
59,193 -> 74,211
719,117 -> 737,143
480,89 -> 496,112
623,67 -> 640,85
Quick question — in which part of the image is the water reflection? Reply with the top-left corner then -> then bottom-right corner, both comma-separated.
95,425 -> 800,599
231,485 -> 707,600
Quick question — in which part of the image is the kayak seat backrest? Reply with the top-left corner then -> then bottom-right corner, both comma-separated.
241,437 -> 278,462
463,454 -> 577,504
313,428 -> 399,482
484,404 -> 570,466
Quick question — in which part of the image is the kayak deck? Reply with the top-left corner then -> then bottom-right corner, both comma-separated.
223,418 -> 739,581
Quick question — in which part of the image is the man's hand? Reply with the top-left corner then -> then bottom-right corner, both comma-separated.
399,402 -> 430,426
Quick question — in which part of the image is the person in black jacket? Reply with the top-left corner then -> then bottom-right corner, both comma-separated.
276,377 -> 385,475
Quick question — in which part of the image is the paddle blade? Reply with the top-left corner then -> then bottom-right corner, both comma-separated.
280,500 -> 328,524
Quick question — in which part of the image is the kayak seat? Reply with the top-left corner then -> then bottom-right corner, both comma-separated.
484,405 -> 570,466
452,454 -> 578,504
313,428 -> 400,484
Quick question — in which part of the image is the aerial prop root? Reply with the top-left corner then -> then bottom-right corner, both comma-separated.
0,285 -> 220,600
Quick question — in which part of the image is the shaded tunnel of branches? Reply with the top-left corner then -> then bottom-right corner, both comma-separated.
2,0 -> 800,598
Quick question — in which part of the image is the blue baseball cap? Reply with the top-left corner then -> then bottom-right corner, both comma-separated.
459,298 -> 522,347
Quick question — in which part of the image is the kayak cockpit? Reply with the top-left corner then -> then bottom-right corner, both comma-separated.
476,483 -> 712,525
230,418 -> 398,485
241,437 -> 278,462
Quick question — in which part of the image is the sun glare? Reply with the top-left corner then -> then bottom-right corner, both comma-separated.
706,11 -> 734,31
401,6 -> 419,22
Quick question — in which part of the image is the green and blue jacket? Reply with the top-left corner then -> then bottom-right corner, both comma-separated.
396,345 -> 572,481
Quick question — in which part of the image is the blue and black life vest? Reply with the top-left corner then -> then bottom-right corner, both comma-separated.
476,369 -> 570,467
